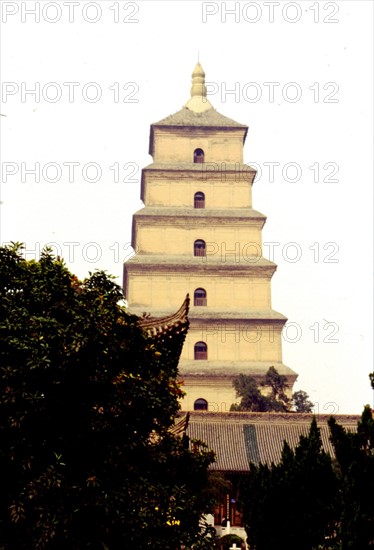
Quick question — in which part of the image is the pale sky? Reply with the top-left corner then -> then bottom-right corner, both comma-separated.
1,1 -> 373,413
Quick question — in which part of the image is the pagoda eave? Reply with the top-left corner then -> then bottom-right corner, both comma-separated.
133,207 -> 266,222
179,361 -> 297,380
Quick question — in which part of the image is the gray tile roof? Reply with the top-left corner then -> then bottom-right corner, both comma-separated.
186,412 -> 359,471
152,107 -> 248,129
191,421 -> 251,471
148,108 -> 249,156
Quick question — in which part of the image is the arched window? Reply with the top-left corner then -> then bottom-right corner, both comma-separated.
194,288 -> 207,306
194,341 -> 207,360
194,191 -> 205,209
194,398 -> 208,411
194,239 -> 206,257
194,148 -> 205,163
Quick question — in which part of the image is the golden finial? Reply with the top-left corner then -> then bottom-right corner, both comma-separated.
190,62 -> 207,98
184,61 -> 213,113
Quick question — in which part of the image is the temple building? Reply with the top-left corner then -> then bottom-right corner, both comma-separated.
124,64 -> 361,537
136,301 -> 359,536
123,62 -> 298,412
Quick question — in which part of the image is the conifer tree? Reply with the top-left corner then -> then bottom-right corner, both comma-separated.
241,418 -> 338,550
329,405 -> 374,548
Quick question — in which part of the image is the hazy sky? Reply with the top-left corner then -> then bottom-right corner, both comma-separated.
1,0 -> 373,413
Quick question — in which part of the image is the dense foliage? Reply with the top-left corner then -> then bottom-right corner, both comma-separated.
292,389 -> 314,413
230,367 -> 313,412
0,244 -> 215,549
240,404 -> 374,549
329,405 -> 374,548
241,418 -> 337,550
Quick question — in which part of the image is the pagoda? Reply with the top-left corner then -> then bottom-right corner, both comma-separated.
124,63 -> 297,411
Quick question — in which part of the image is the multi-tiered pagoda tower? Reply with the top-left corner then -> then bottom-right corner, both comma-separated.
124,63 -> 297,411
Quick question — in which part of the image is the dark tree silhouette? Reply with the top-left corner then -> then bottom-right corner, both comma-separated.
0,243 -> 215,550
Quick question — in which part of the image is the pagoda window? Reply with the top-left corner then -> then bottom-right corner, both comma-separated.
194,239 -> 206,257
194,148 -> 205,163
194,288 -> 207,306
194,398 -> 208,411
194,341 -> 207,360
194,191 -> 205,209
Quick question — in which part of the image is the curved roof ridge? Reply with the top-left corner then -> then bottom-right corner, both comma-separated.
138,294 -> 190,337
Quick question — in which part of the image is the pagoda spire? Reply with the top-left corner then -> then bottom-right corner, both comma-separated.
184,62 -> 213,113
190,62 -> 207,98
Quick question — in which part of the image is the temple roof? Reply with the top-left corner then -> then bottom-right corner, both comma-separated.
169,412 -> 190,438
149,63 -> 248,155
186,412 -> 360,471
138,294 -> 190,338
152,107 -> 248,130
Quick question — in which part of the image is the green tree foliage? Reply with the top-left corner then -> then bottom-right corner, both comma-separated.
265,366 -> 290,407
0,244 -> 215,549
230,367 -> 291,412
230,369 -> 314,413
230,374 -> 269,412
241,418 -> 338,550
240,400 -> 374,549
328,405 -> 374,548
201,472 -> 232,505
292,389 -> 314,412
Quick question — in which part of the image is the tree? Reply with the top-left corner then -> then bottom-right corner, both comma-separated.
231,369 -> 314,413
230,374 -> 269,412
237,372 -> 374,549
292,390 -> 314,412
0,244 -> 215,549
264,366 -> 290,410
241,418 -> 338,550
369,371 -> 374,390
230,367 -> 291,412
328,405 -> 374,548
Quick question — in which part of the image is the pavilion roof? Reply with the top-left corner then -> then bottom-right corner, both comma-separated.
137,294 -> 190,338
186,411 -> 359,472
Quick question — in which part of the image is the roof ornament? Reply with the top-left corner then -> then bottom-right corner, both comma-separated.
184,62 -> 214,114
190,62 -> 206,98
138,294 -> 190,338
